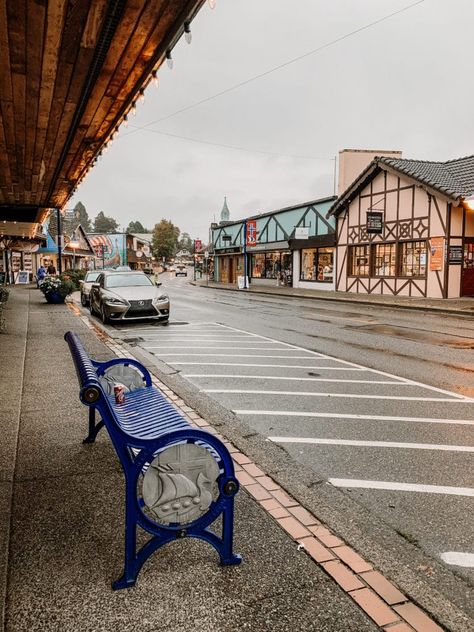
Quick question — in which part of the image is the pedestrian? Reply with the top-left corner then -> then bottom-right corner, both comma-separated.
47,263 -> 57,275
36,264 -> 46,288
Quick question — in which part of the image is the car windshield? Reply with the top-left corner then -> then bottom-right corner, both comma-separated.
106,273 -> 153,288
84,272 -> 100,282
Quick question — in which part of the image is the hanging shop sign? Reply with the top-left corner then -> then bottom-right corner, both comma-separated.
194,239 -> 202,252
448,245 -> 463,264
366,211 -> 384,234
295,227 -> 309,239
430,236 -> 445,271
246,220 -> 257,247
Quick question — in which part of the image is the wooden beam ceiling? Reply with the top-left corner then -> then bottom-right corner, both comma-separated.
0,0 -> 206,219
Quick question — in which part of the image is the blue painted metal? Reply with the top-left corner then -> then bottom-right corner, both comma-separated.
64,331 -> 241,589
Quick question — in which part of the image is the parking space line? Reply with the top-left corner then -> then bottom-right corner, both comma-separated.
203,388 -> 467,402
215,323 -> 472,401
268,437 -> 474,452
328,478 -> 474,497
183,374 -> 406,384
147,344 -> 291,349
170,363 -> 367,370
158,354 -> 331,358
234,410 -> 474,426
440,552 -> 474,567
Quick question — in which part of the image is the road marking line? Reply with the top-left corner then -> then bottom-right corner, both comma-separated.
183,374 -> 406,384
440,552 -> 474,567
215,323 -> 471,401
268,437 -> 474,452
233,410 -> 474,426
170,363 -> 366,370
328,478 -> 474,497
146,344 -> 291,349
203,389 -> 466,402
157,354 -> 332,358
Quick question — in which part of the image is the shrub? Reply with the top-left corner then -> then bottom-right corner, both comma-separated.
39,276 -> 75,298
0,287 -> 9,304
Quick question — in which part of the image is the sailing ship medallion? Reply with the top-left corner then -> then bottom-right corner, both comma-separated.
142,444 -> 220,525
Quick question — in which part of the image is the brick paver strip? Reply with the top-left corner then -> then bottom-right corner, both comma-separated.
298,537 -> 335,563
350,588 -> 401,627
241,462 -> 265,477
245,483 -> 272,501
360,570 -> 407,605
71,305 -> 446,632
270,488 -> 299,507
322,560 -> 365,592
310,525 -> 344,548
277,516 -> 312,540
268,506 -> 291,519
383,623 -> 415,632
288,505 -> 320,526
393,604 -> 444,632
332,545 -> 373,573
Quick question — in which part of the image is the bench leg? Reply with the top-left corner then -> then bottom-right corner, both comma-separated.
219,499 -> 242,566
82,407 -> 104,444
112,478 -> 140,590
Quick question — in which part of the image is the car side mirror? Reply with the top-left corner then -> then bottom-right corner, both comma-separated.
91,283 -> 100,289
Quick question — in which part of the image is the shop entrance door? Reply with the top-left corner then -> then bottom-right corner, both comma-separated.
461,239 -> 474,296
228,258 -> 233,285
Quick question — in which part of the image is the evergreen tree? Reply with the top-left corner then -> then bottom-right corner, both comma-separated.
74,201 -> 91,232
93,211 -> 119,233
126,221 -> 149,234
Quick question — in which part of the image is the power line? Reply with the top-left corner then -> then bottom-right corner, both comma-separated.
122,0 -> 424,137
127,125 -> 335,161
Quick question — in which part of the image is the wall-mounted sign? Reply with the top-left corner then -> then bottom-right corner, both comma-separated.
430,236 -> 445,271
366,211 -> 383,234
194,239 -> 202,252
448,245 -> 463,264
222,234 -> 232,242
246,220 -> 257,247
295,226 -> 309,239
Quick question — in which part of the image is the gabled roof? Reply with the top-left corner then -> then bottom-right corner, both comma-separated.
328,154 -> 474,217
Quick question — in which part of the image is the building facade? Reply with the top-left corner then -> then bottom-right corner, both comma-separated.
211,196 -> 336,289
328,154 -> 474,298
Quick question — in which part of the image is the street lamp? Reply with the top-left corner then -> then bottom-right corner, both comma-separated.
69,240 -> 79,269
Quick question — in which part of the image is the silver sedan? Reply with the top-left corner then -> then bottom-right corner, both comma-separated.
89,271 -> 170,324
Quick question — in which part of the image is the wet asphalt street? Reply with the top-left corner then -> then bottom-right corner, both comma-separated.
98,273 -> 474,585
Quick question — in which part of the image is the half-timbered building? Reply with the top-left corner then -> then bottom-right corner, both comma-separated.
328,154 -> 474,298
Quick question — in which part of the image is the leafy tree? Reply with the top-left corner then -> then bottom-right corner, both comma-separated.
177,232 -> 193,252
126,221 -> 149,234
74,201 -> 91,232
152,220 -> 180,261
93,211 -> 119,233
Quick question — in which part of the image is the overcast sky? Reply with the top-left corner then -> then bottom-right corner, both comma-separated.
69,0 -> 474,240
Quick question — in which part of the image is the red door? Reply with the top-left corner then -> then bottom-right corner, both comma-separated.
461,239 -> 474,296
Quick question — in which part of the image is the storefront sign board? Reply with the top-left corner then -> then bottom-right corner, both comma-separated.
295,227 -> 309,239
194,239 -> 202,252
246,220 -> 257,246
430,236 -> 445,271
366,211 -> 383,234
448,245 -> 463,264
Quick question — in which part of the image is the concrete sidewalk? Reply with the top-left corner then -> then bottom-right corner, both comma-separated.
192,279 -> 474,316
1,287 -> 470,631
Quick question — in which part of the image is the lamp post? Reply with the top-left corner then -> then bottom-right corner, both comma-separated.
69,240 -> 79,269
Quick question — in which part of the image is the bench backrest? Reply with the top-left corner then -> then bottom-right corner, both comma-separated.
64,331 -> 105,405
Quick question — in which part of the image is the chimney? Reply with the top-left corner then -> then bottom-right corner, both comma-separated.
338,149 -> 402,195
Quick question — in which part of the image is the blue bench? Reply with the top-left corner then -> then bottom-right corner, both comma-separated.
64,331 -> 241,589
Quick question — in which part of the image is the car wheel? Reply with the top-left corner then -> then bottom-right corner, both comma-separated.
162,319 -> 169,326
89,299 -> 95,315
101,305 -> 109,324
81,293 -> 88,307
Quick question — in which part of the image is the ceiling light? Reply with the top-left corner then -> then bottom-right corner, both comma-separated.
151,70 -> 159,87
166,50 -> 173,69
130,101 -> 137,116
123,114 -> 129,127
138,88 -> 145,103
184,22 -> 192,44
208,0 -> 216,8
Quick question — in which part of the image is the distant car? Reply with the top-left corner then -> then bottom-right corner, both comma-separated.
89,270 -> 169,324
175,264 -> 187,277
79,270 -> 102,306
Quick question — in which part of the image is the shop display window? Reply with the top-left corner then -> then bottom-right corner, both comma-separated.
251,253 -> 265,278
300,248 -> 334,282
349,245 -> 370,276
399,240 -> 427,277
372,243 -> 396,277
251,252 -> 292,281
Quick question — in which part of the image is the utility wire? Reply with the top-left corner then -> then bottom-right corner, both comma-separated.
127,125 -> 334,161
122,0 -> 424,137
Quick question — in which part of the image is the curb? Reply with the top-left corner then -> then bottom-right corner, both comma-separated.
67,302 -> 449,632
189,282 -> 474,318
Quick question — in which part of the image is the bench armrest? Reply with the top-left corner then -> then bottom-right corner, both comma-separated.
92,358 -> 153,387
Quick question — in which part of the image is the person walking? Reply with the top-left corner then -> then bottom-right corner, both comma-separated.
36,264 -> 46,288
47,263 -> 57,275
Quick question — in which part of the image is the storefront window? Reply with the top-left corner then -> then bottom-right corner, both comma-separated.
349,245 -> 370,276
372,243 -> 396,277
265,252 -> 280,279
399,241 -> 427,277
300,248 -> 334,282
251,251 -> 292,280
251,253 -> 265,278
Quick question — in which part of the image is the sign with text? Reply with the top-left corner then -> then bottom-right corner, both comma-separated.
448,245 -> 463,264
246,220 -> 257,246
366,211 -> 383,234
295,226 -> 309,239
430,236 -> 445,271
194,239 -> 202,252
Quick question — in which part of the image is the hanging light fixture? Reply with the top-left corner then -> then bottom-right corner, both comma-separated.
208,0 -> 216,8
166,50 -> 173,69
130,101 -> 137,116
123,114 -> 129,127
151,69 -> 159,87
184,22 -> 192,44
138,87 -> 145,103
